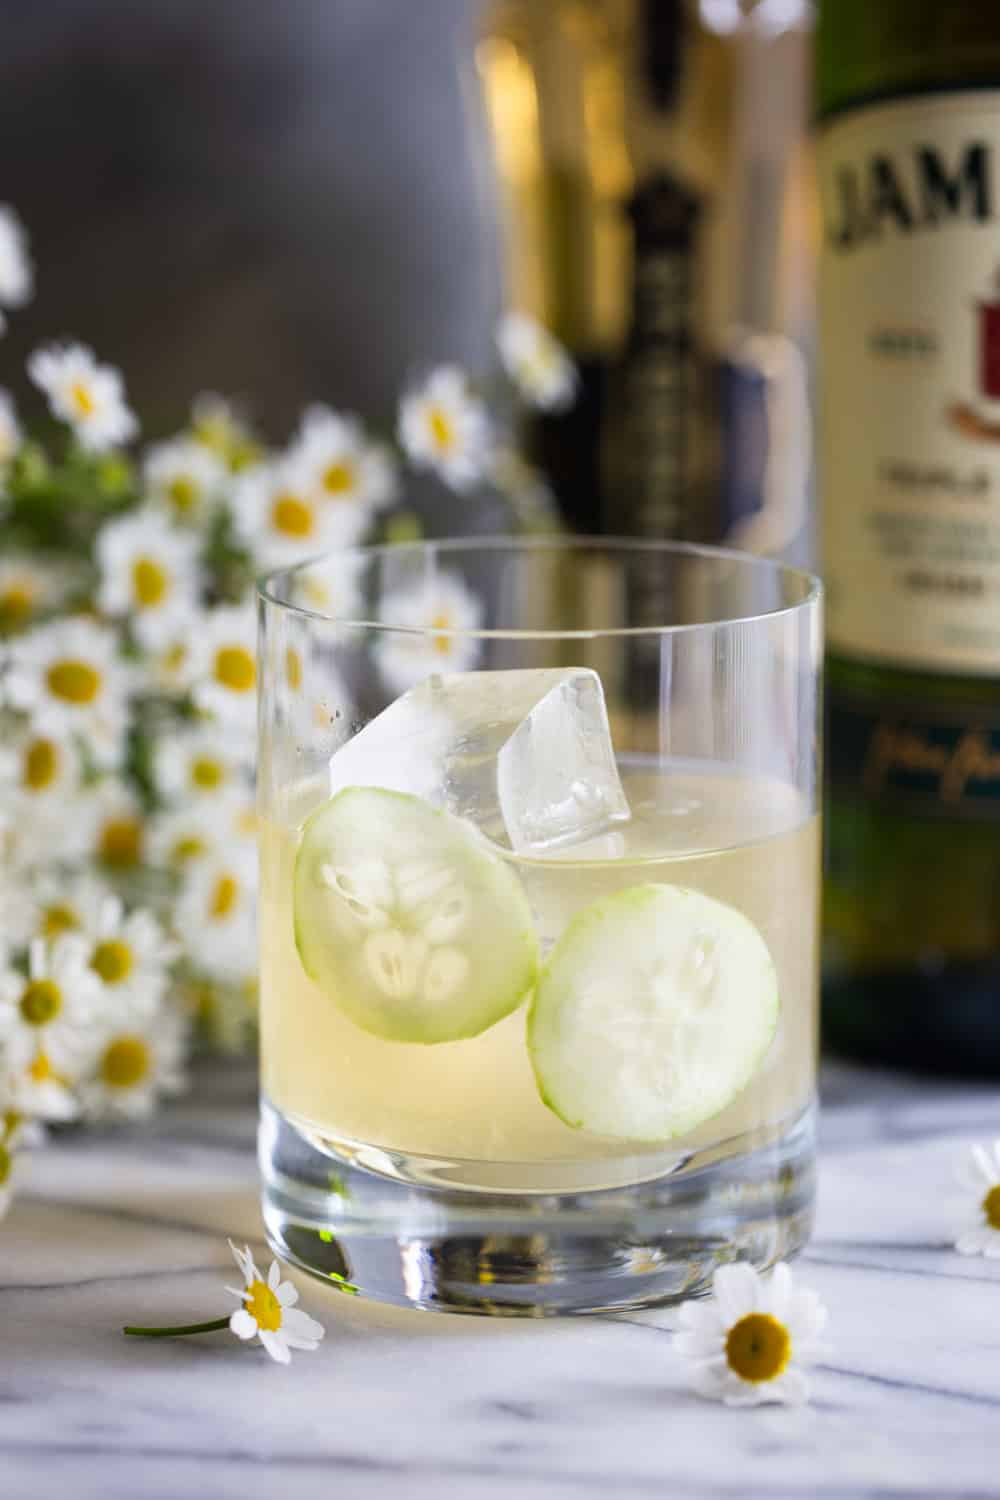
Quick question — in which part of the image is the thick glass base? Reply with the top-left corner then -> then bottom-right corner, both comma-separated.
259,1098 -> 816,1316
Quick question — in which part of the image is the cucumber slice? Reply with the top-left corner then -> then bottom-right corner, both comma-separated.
293,787 -> 539,1043
527,884 -> 779,1142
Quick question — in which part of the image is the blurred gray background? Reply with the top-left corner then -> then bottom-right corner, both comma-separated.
1,0 -> 501,443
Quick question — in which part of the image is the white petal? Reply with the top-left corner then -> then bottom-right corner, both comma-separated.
276,1281 -> 299,1307
971,1145 -> 999,1187
713,1263 -> 760,1324
229,1308 -> 257,1341
282,1332 -> 322,1352
763,1263 -> 793,1322
769,1368 -> 810,1406
677,1298 -> 723,1336
982,1234 -> 1000,1259
267,1260 -> 281,1292
787,1287 -> 828,1343
281,1306 -> 325,1342
956,1228 -> 991,1256
259,1329 -> 292,1364
690,1363 -> 729,1402
674,1330 -> 723,1360
723,1385 -> 769,1408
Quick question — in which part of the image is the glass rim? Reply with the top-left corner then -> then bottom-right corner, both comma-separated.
257,534 -> 822,641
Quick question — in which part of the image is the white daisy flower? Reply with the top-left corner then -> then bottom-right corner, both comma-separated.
227,1242 -> 324,1364
0,936 -> 102,1119
95,510 -> 202,650
232,456 -> 347,570
290,404 -> 396,523
0,554 -> 70,633
375,571 -> 483,693
292,550 -> 366,619
0,390 -> 22,467
497,312 -> 578,411
189,604 -> 258,733
81,895 -> 177,1018
955,1141 -> 1000,1256
190,392 -> 255,465
398,366 -> 491,492
675,1262 -> 829,1407
3,616 -> 130,767
80,999 -> 187,1122
151,726 -> 250,806
175,847 -> 257,984
0,205 -> 33,330
143,436 -> 228,524
79,778 -> 147,872
28,343 -> 137,452
147,801 -> 230,873
4,867 -> 114,948
0,729 -> 87,868
141,608 -> 207,697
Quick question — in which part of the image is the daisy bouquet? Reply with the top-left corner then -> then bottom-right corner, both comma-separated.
0,204 -> 575,1221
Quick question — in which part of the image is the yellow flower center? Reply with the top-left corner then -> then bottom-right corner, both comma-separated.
47,658 -> 101,705
132,556 -> 169,608
428,406 -> 455,453
429,610 -> 454,656
99,817 -> 143,868
20,979 -> 62,1028
91,939 -> 134,986
210,874 -> 239,920
725,1313 -> 791,1384
285,646 -> 302,692
245,1278 -> 283,1333
43,903 -> 79,938
71,382 -> 96,417
168,476 -> 198,514
22,737 -> 59,791
272,494 -> 314,538
983,1185 -> 1000,1229
0,1144 -> 11,1187
213,645 -> 256,694
322,460 -> 355,497
191,755 -> 224,790
171,835 -> 205,864
29,1050 -> 59,1084
100,1035 -> 150,1090
0,584 -> 33,629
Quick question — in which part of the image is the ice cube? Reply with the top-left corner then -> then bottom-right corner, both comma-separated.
328,668 -> 629,851
496,672 -> 630,852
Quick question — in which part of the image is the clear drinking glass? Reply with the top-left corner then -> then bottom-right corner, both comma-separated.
257,537 -> 821,1315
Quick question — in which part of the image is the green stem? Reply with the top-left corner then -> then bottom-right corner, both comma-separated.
123,1316 -> 230,1338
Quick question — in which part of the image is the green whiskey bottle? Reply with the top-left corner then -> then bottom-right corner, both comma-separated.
819,3 -> 1000,1071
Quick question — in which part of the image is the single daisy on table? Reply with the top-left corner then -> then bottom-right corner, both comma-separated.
955,1141 -> 1000,1256
79,998 -> 187,1122
398,365 -> 491,492
189,604 -> 258,732
80,895 -> 177,1018
0,390 -> 23,469
143,436 -> 228,524
152,725 -> 250,806
124,1240 -> 325,1363
0,936 -> 102,1121
497,311 -> 578,412
80,777 -> 147,873
674,1261 -> 829,1407
95,510 -> 201,651
28,343 -> 137,452
231,456 -> 345,570
174,847 -> 257,986
3,615 -> 130,767
289,404 -> 396,529
0,205 -> 33,331
0,554 -> 68,633
375,570 -> 483,693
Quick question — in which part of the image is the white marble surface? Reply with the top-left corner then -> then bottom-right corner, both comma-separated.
4,1060 -> 1000,1499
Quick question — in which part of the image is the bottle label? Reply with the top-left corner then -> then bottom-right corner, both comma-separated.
819,92 -> 1000,676
829,691 -> 1000,820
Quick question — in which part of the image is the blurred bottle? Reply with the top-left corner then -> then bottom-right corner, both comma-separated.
477,0 -> 816,559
